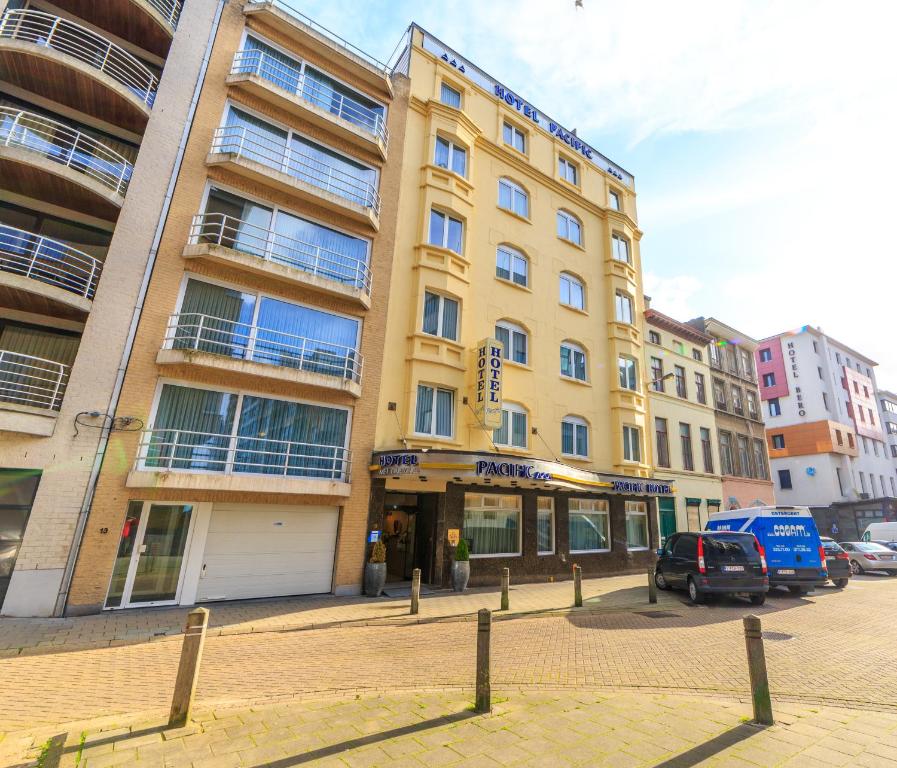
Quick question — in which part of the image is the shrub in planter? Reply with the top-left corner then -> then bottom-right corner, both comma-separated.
452,538 -> 470,592
364,540 -> 387,597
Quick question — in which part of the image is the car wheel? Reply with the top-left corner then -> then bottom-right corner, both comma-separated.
687,577 -> 704,604
749,593 -> 766,606
834,578 -> 849,588
850,559 -> 864,575
654,569 -> 671,590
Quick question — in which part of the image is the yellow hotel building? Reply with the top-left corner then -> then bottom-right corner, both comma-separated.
369,26 -> 673,587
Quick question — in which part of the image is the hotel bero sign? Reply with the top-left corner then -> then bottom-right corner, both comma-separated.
474,338 -> 503,428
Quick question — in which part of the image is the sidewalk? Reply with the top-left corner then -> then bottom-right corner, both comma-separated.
8,688 -> 897,768
0,573 -> 667,657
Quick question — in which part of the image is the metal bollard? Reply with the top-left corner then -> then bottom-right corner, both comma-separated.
168,607 -> 209,728
500,567 -> 509,611
410,568 -> 421,615
648,566 -> 657,604
573,564 -> 583,607
475,609 -> 492,713
742,615 -> 774,725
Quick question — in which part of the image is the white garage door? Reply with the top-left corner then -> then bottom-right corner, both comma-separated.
197,503 -> 339,602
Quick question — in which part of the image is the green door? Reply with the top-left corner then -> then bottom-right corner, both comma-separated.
658,498 -> 677,543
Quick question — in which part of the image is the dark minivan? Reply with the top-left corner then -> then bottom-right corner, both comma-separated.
654,531 -> 769,605
820,537 -> 850,588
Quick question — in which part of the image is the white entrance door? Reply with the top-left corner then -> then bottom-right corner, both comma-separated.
196,503 -> 339,602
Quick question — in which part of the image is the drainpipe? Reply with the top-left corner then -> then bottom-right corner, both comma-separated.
53,0 -> 227,617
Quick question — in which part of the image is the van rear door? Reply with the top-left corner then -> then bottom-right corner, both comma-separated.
702,532 -> 764,587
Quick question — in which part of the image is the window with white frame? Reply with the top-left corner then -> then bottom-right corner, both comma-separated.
569,498 -> 610,552
625,501 -> 649,550
560,341 -> 587,381
463,493 -> 521,557
562,415 -> 589,457
493,402 -> 527,449
496,244 -> 528,286
558,156 -> 578,184
498,177 -> 529,217
502,122 -> 526,152
559,272 -> 585,310
495,320 -> 528,365
608,189 -> 621,211
612,234 -> 630,263
434,136 -> 467,176
428,208 -> 463,254
414,384 -> 454,437
537,497 -> 555,554
440,83 -> 461,108
556,210 -> 582,245
623,425 -> 641,462
615,291 -> 634,324
421,291 -> 459,341
618,356 -> 638,391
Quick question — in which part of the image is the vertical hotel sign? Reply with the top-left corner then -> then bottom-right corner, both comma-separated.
474,338 -> 503,428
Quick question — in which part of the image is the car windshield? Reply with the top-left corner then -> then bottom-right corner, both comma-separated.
855,542 -> 891,553
821,539 -> 843,554
701,533 -> 759,562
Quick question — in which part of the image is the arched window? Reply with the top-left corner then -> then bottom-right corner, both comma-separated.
556,209 -> 582,245
493,401 -> 528,449
561,415 -> 589,457
498,177 -> 529,217
495,320 -> 528,365
559,272 -> 585,310
496,244 -> 528,287
560,341 -> 587,381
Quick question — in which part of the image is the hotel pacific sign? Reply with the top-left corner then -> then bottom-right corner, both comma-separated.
474,338 -> 503,429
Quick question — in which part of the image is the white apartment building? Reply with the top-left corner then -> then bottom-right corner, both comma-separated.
881,390 -> 897,467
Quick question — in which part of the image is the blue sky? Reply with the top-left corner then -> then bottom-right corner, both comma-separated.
296,0 -> 897,385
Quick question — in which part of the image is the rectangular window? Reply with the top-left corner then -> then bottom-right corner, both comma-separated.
562,418 -> 589,457
608,190 -> 620,211
615,292 -> 633,324
692,348 -> 703,362
502,122 -> 526,152
440,83 -> 461,108
414,384 -> 454,437
762,372 -> 776,387
771,434 -> 785,449
736,435 -> 752,477
719,431 -> 734,475
569,499 -> 610,552
713,379 -> 728,410
778,469 -> 792,490
731,386 -> 744,415
848,433 -> 855,448
888,423 -> 897,435
818,366 -> 823,380
651,357 -> 664,392
674,341 -> 685,356
537,497 -> 554,554
700,427 -> 713,473
822,392 -> 829,411
493,405 -> 527,448
768,398 -> 782,417
759,348 -> 772,362
813,341 -> 819,354
892,446 -> 897,458
496,245 -> 527,286
428,209 -> 463,254
655,418 -> 670,468
695,372 -> 706,404
623,425 -> 641,463
859,471 -> 867,493
434,136 -> 466,176
746,391 -> 758,419
680,423 -> 694,471
648,330 -> 661,345
835,429 -> 843,445
674,366 -> 687,398
560,344 -> 587,381
836,467 -> 844,495
625,501 -> 649,550
463,493 -> 521,557
611,234 -> 630,263
558,156 -> 578,184
421,291 -> 459,340
618,356 -> 638,391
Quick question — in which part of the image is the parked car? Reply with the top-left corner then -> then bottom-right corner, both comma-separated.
706,506 -> 827,595
839,542 -> 897,575
861,522 -> 897,542
654,531 -> 768,605
871,540 -> 897,553
819,537 -> 850,588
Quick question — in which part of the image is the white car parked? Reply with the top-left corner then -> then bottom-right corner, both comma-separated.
839,542 -> 897,576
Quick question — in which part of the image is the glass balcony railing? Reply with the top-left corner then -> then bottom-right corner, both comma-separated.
230,49 -> 388,148
209,124 -> 381,215
0,10 -> 159,108
163,312 -> 363,383
188,212 -> 372,293
0,107 -> 134,196
0,224 -> 102,301
137,428 -> 350,480
0,349 -> 69,411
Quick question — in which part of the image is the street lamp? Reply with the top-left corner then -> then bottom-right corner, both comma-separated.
649,371 -> 675,388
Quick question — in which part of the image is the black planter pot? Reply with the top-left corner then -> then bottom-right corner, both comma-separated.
364,562 -> 387,596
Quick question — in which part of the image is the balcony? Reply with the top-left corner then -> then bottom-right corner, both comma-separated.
207,125 -> 381,229
228,49 -> 388,159
0,108 -> 133,219
0,350 -> 69,436
0,225 -> 101,315
0,10 -> 159,133
157,312 -> 363,397
183,213 -> 372,307
128,428 -> 352,495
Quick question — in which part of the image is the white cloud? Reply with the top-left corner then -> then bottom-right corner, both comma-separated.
643,272 -> 703,323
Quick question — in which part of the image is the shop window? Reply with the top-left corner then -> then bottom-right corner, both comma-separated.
625,501 -> 649,550
569,498 -> 610,553
463,493 -> 521,557
537,497 -> 555,555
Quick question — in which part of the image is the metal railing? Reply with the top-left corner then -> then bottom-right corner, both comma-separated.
164,312 -> 363,383
146,0 -> 183,29
188,212 -> 372,293
137,428 -> 350,480
246,0 -> 390,73
231,49 -> 388,147
0,224 -> 103,300
0,107 -> 133,196
210,124 -> 381,215
0,9 -> 159,108
0,349 -> 69,411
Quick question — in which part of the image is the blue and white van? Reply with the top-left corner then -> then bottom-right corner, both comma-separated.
706,506 -> 827,594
